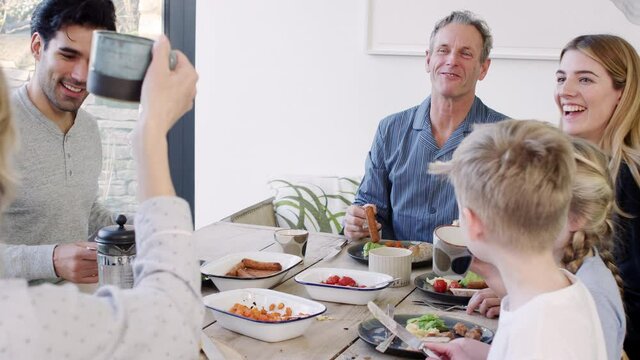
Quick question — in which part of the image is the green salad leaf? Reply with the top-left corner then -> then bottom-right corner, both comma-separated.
363,241 -> 384,256
406,314 -> 448,332
459,271 -> 484,287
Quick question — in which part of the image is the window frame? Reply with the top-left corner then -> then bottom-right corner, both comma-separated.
164,0 -> 196,220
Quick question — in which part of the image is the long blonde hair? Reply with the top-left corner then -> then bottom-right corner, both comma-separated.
562,137 -> 624,294
560,35 -> 640,189
0,70 -> 15,212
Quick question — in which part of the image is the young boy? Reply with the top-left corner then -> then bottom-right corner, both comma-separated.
426,120 -> 607,359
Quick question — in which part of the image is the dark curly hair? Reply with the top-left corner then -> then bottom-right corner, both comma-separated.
30,0 -> 116,49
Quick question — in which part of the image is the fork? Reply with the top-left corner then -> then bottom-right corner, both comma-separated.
375,304 -> 396,353
412,300 -> 467,312
324,239 -> 348,260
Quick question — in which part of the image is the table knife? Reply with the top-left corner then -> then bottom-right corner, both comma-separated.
324,239 -> 348,260
367,301 -> 441,359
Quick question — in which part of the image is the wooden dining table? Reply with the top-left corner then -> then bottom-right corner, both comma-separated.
196,222 -> 499,359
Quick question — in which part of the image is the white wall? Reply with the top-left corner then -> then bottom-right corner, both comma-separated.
194,0 -> 638,228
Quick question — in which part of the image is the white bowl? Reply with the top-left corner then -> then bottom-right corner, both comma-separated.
294,267 -> 393,305
201,251 -> 302,291
203,288 -> 326,342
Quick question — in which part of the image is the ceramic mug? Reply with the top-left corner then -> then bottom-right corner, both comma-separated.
87,30 -> 177,102
432,225 -> 472,279
274,229 -> 308,258
368,247 -> 412,287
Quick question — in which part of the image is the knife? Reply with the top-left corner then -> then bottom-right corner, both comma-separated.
324,239 -> 348,260
367,301 -> 442,360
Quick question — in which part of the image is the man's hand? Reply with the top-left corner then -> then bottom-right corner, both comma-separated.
466,287 -> 501,318
343,204 -> 381,241
52,242 -> 98,284
425,337 -> 490,360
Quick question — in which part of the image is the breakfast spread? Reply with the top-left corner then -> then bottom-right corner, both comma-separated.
225,258 -> 283,278
405,313 -> 483,342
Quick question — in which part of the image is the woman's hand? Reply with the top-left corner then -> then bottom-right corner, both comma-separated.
425,338 -> 490,360
466,288 -> 501,318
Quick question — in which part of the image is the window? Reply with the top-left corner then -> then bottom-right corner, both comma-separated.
0,0 -> 164,215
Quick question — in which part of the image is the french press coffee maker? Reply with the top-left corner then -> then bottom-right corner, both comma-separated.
95,214 -> 136,288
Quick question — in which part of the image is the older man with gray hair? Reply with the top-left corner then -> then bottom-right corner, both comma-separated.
345,10 -> 508,243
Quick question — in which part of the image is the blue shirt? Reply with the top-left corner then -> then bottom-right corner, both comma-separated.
354,96 -> 507,242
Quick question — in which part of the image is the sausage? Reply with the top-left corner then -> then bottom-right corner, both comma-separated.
241,258 -> 282,271
236,268 -> 254,278
453,322 -> 468,337
466,280 -> 488,289
363,204 -> 380,243
225,261 -> 244,276
243,268 -> 280,277
465,327 -> 483,340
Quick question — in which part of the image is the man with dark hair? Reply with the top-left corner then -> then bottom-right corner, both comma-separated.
344,10 -> 508,243
1,0 -> 118,283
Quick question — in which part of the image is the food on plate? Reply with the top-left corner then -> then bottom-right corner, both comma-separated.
405,313 -> 484,342
409,242 -> 433,261
465,327 -> 483,340
363,204 -> 380,242
405,313 -> 453,342
362,241 -> 433,262
321,275 -> 365,288
432,279 -> 448,293
225,258 -> 283,278
363,241 -> 384,256
459,271 -> 487,289
241,258 -> 282,271
427,271 -> 487,294
229,302 -> 308,322
453,322 -> 468,336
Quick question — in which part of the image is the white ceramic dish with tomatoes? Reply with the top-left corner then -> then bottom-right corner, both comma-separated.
294,267 -> 393,305
203,288 -> 326,343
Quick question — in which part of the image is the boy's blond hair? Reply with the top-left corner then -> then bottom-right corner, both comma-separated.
430,120 -> 575,252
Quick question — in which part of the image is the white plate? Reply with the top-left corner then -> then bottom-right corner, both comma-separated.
201,252 -> 302,291
203,288 -> 326,342
294,267 -> 393,305
449,288 -> 481,297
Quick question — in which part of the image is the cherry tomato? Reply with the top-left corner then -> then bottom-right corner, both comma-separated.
449,281 -> 461,289
325,275 -> 339,285
339,276 -> 357,287
433,279 -> 448,293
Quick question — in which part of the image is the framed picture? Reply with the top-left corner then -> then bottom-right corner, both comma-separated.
367,0 -> 640,60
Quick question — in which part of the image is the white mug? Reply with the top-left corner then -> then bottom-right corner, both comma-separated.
274,229 -> 308,258
368,247 -> 412,287
432,225 -> 472,279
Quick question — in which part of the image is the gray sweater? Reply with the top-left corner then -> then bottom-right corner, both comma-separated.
1,85 -> 114,281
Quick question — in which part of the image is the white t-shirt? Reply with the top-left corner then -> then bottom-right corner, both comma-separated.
488,270 -> 607,360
